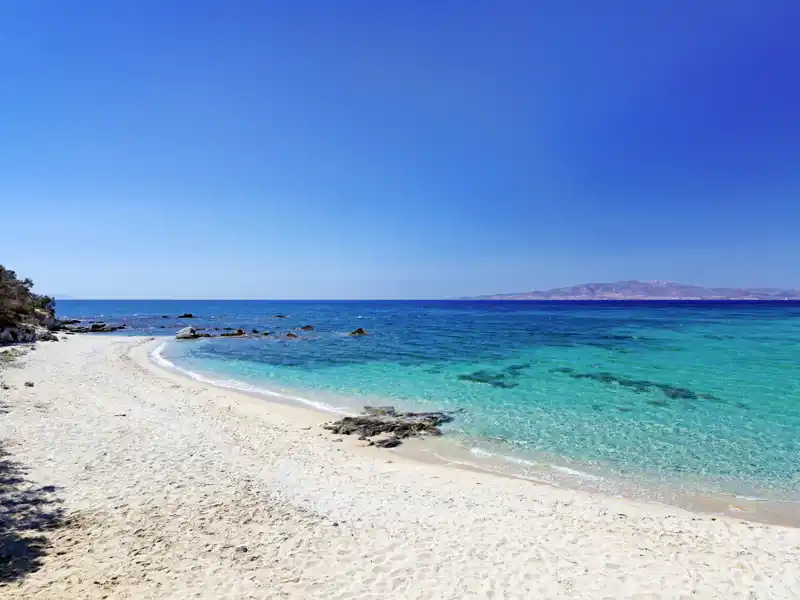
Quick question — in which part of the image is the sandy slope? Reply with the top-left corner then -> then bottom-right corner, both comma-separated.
0,335 -> 798,599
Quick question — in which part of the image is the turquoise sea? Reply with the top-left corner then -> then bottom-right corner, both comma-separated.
59,300 -> 800,518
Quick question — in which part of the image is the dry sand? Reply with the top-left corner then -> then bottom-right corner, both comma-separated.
1,335 -> 798,599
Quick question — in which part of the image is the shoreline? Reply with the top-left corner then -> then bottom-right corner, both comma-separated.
2,335 -> 799,598
148,336 -> 800,527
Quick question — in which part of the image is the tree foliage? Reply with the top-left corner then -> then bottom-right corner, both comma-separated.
0,266 -> 55,328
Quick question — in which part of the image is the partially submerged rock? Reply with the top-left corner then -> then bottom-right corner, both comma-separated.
322,405 -> 459,446
177,313 -> 196,319
220,328 -> 245,337
349,328 -> 367,337
176,326 -> 198,340
273,314 -> 288,319
299,325 -> 314,331
285,332 -> 298,339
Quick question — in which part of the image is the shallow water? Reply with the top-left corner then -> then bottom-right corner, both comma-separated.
60,299 -> 800,510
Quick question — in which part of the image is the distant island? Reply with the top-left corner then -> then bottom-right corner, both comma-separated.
470,280 -> 800,301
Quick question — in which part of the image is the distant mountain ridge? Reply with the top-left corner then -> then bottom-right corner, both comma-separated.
471,280 -> 800,300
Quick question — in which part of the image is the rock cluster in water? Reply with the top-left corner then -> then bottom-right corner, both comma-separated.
59,321 -> 128,334
322,405 -> 459,447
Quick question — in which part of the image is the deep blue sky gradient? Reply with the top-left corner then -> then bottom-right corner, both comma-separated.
2,1 -> 799,298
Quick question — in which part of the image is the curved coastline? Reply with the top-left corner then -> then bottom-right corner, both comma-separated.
4,334 -> 800,598
146,337 -> 799,527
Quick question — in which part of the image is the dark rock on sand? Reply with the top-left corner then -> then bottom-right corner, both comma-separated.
24,381 -> 34,387
370,436 -> 402,448
323,405 -> 459,446
36,328 -> 59,341
348,328 -> 367,337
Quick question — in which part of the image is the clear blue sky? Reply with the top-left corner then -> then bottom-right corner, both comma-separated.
2,1 -> 799,299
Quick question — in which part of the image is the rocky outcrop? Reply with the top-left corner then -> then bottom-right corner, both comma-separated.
322,406 -> 459,446
0,325 -> 37,344
1,265 -> 57,346
177,313 -> 196,319
348,328 -> 367,337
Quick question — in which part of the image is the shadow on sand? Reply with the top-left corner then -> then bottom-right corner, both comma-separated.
0,393 -> 64,584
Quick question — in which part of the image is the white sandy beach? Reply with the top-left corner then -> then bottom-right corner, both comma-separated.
1,335 -> 799,599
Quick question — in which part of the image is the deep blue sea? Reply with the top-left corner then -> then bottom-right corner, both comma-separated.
58,299 -> 800,515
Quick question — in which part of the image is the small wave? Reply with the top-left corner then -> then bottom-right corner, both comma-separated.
469,446 -> 605,481
551,465 -> 605,482
150,343 -> 352,415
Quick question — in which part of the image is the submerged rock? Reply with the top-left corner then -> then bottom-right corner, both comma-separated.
349,328 -> 367,337
457,370 -> 519,389
551,368 -> 721,402
323,405 -> 459,447
273,314 -> 288,319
